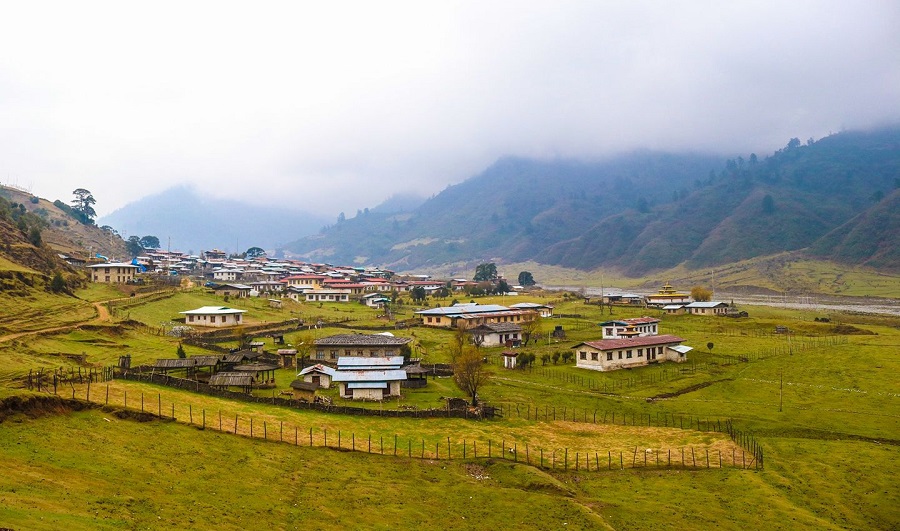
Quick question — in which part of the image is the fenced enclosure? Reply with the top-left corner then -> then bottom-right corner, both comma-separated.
51,386 -> 762,471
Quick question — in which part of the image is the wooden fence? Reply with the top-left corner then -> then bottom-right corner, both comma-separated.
58,390 -> 761,471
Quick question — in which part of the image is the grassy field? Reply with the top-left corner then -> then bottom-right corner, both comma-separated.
0,284 -> 898,529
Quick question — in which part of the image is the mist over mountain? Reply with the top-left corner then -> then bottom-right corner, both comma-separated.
99,186 -> 328,254
287,127 -> 900,274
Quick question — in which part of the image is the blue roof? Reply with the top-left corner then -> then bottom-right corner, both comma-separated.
415,304 -> 510,316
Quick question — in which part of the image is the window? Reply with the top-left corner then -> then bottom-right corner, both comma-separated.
618,352 -> 623,360
579,351 -> 586,360
626,350 -> 632,359
330,350 -> 337,360
357,350 -> 363,356
385,350 -> 394,357
345,349 -> 351,356
638,349 -> 643,357
427,317 -> 433,323
591,353 -> 598,361
607,353 -> 613,361
606,328 -> 613,335
316,350 -> 324,360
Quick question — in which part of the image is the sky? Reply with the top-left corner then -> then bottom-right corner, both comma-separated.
1,1 -> 898,219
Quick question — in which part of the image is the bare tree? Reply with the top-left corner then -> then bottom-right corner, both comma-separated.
452,345 -> 490,406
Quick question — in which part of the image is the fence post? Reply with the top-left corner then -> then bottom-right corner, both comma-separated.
106,384 -> 109,405
310,428 -> 313,446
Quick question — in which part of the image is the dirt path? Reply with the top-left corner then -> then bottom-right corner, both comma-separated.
0,296 -> 119,344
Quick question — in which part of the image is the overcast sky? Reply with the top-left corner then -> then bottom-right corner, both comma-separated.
1,1 -> 898,218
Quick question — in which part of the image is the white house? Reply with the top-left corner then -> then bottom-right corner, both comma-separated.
332,356 -> 407,400
509,302 -> 554,317
305,289 -> 351,303
297,364 -> 337,389
684,302 -> 730,315
599,317 -> 660,339
468,322 -> 522,347
574,335 -> 691,372
180,306 -> 247,328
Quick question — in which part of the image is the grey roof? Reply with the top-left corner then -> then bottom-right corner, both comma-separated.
180,306 -> 247,315
209,372 -> 255,387
470,322 -> 523,333
685,301 -> 729,308
233,363 -> 280,372
314,334 -> 411,347
190,355 -> 223,367
214,283 -> 252,290
289,379 -> 319,391
153,359 -> 196,369
415,304 -> 510,316
298,364 -> 337,377
509,302 -> 552,309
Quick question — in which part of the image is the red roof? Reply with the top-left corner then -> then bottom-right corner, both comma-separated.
283,274 -> 327,280
579,335 -> 685,351
624,317 -> 661,325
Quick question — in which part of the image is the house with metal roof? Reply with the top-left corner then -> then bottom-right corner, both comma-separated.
415,303 -> 536,329
212,283 -> 252,298
573,335 -> 691,372
313,334 -> 411,361
87,262 -> 139,283
684,301 -> 730,315
179,306 -> 247,328
297,364 -> 337,389
332,356 -> 407,400
509,302 -> 554,317
468,322 -> 523,347
598,317 -> 660,339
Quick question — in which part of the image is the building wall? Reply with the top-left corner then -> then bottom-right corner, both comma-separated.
575,343 -> 685,372
91,266 -> 136,283
302,373 -> 332,389
184,313 -> 243,328
314,345 -> 403,360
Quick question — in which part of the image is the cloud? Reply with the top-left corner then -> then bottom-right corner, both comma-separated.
1,1 -> 898,216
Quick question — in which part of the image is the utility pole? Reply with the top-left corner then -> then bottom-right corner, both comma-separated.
779,367 -> 783,412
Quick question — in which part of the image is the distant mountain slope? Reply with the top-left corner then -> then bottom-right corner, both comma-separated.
286,152 -> 725,267
808,189 -> 900,270
99,186 -> 329,254
289,127 -> 900,275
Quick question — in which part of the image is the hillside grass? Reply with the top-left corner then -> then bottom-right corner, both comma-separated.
0,288 -> 898,529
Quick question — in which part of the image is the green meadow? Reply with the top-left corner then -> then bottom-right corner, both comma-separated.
0,283 -> 898,529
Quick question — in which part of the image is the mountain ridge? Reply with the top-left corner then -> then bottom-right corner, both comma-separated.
286,127 -> 900,274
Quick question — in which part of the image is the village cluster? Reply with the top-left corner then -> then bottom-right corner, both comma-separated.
85,249 -> 736,402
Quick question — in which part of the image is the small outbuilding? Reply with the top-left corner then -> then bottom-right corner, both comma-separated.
501,350 -> 519,369
289,379 -> 319,402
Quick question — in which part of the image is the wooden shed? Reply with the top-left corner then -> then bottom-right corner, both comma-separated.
289,379 -> 318,402
208,372 -> 255,394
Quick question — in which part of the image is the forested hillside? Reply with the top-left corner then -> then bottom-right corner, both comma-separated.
287,127 -> 900,275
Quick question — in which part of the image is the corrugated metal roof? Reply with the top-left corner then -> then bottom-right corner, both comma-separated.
685,301 -> 729,308
233,363 -> 280,372
289,379 -> 319,391
415,304 -> 510,316
180,306 -> 247,315
209,372 -> 255,387
297,364 -> 337,377
154,359 -> 195,369
578,335 -> 686,351
315,334 -> 411,347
